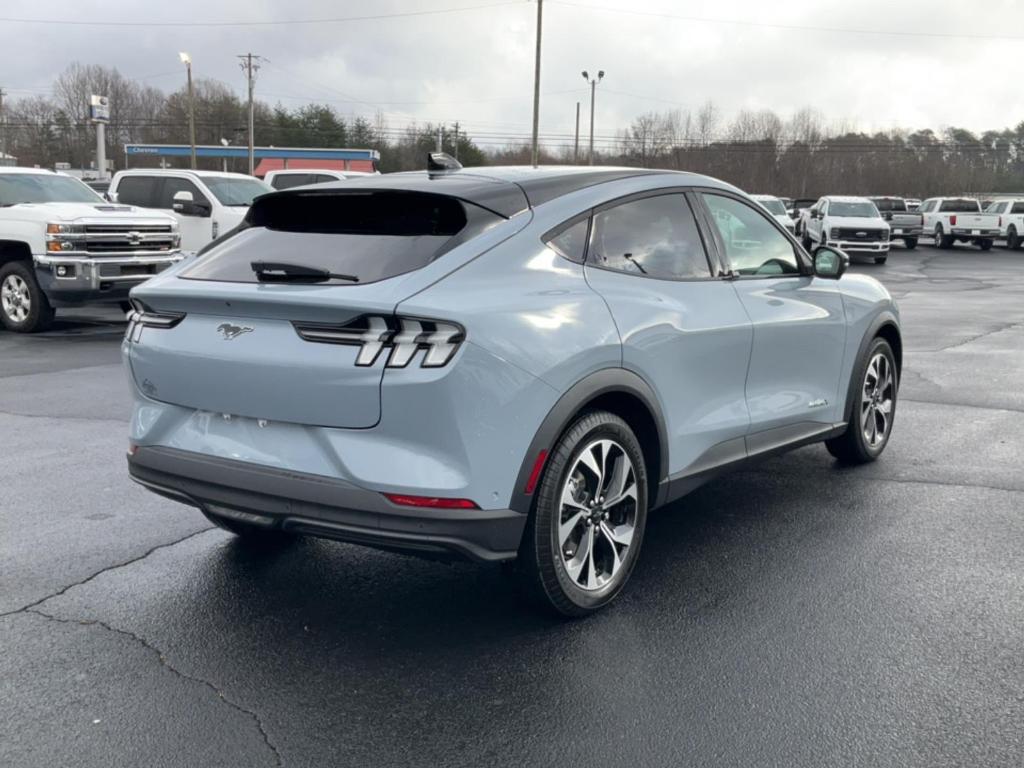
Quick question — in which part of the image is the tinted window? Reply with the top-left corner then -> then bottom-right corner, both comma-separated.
545,218 -> 589,263
702,193 -> 800,276
156,177 -> 209,209
204,177 -> 272,206
939,199 -> 980,213
313,175 -> 339,185
270,173 -> 316,190
113,176 -> 158,207
872,198 -> 907,213
1013,202 -> 1024,214
181,190 -> 500,285
588,194 -> 710,279
0,173 -> 103,205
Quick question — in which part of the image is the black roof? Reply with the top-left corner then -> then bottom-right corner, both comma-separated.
287,166 -> 669,218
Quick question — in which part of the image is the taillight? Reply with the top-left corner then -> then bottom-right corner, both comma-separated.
125,299 -> 185,342
950,215 -> 957,226
293,315 -> 465,369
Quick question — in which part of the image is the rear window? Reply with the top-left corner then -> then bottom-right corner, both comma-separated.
939,199 -> 980,213
180,190 -> 502,285
270,173 -> 317,190
871,198 -> 906,212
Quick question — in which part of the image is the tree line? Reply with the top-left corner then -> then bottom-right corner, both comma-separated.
3,63 -> 1024,196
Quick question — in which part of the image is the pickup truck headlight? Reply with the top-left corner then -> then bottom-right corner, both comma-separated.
46,223 -> 85,235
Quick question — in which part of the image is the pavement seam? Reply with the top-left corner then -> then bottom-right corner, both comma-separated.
744,467 -> 1024,495
0,527 -> 216,620
900,397 -> 1024,415
21,608 -> 283,768
935,320 -> 1024,351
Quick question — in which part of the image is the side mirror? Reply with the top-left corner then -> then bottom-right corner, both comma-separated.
813,246 -> 849,280
171,190 -> 194,212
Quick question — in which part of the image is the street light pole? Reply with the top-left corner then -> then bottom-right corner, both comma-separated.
573,101 -> 580,164
530,0 -> 544,167
581,70 -> 604,166
179,52 -> 197,170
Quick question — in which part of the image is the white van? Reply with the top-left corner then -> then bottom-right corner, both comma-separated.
263,169 -> 375,191
109,170 -> 272,253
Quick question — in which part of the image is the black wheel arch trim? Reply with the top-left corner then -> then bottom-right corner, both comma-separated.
842,310 -> 901,423
509,368 -> 670,515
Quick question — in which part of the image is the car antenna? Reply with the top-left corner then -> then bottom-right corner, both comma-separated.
427,152 -> 462,177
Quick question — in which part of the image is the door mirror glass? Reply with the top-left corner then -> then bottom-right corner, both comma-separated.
813,246 -> 848,279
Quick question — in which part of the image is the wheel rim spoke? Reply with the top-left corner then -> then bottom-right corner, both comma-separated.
559,511 -> 586,547
861,352 -> 895,448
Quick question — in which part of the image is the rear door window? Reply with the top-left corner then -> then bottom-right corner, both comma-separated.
1013,202 -> 1024,214
115,176 -> 159,207
180,190 -> 502,285
270,173 -> 315,190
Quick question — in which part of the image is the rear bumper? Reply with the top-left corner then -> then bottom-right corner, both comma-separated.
950,228 -> 999,238
887,227 -> 922,237
128,445 -> 527,562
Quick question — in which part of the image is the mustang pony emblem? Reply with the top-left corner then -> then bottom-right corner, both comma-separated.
217,323 -> 253,340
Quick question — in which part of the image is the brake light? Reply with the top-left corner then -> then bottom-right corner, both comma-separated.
125,299 -> 186,342
950,215 -> 957,226
293,315 -> 465,369
383,493 -> 478,510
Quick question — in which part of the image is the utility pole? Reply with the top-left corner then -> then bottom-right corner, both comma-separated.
436,125 -> 442,153
179,53 -> 197,170
581,70 -> 604,165
0,87 -> 6,160
573,101 -> 580,164
453,122 -> 460,161
238,53 -> 262,175
530,0 -> 544,167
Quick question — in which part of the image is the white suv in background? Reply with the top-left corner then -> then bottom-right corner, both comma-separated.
750,194 -> 795,234
109,170 -> 273,253
264,169 -> 375,190
801,196 -> 890,264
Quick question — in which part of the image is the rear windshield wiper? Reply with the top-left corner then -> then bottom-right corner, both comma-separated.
251,261 -> 359,283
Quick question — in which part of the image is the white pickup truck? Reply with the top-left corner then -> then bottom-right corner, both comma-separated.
983,198 -> 1024,250
800,195 -> 891,264
109,169 -> 272,253
919,197 -> 1000,250
0,168 -> 181,333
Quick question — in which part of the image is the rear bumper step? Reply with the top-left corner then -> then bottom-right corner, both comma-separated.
128,446 -> 526,562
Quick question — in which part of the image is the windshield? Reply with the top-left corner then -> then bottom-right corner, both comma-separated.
203,176 -> 273,206
0,173 -> 104,205
829,201 -> 879,218
756,198 -> 787,216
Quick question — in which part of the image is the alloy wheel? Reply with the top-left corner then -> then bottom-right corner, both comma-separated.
861,352 -> 895,449
1,274 -> 31,323
557,438 -> 638,591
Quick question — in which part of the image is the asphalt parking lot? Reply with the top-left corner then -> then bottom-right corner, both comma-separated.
1,244 -> 1022,767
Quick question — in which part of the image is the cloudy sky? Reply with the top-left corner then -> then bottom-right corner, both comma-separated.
2,0 -> 1023,150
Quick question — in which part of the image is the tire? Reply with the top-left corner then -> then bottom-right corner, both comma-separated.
801,229 -> 812,250
0,261 -> 55,333
201,508 -> 296,546
935,225 -> 953,249
874,256 -> 888,264
979,239 -> 993,251
903,237 -> 918,250
519,410 -> 648,617
1008,226 -> 1021,251
826,338 -> 898,464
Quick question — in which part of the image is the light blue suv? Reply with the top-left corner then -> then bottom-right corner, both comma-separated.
125,162 -> 900,616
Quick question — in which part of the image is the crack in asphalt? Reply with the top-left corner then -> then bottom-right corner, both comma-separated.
0,409 -> 128,424
20,608 -> 283,768
900,397 -> 1024,415
936,320 -> 1024,351
746,467 -> 1024,495
0,527 -> 215,620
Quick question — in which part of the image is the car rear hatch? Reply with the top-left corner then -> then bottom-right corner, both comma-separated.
126,184 -> 522,429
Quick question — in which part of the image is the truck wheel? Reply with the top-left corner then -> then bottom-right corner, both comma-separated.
801,230 -> 812,250
873,256 -> 888,265
979,239 -> 993,251
935,225 -> 953,249
1008,226 -> 1021,250
903,237 -> 918,249
0,261 -> 55,333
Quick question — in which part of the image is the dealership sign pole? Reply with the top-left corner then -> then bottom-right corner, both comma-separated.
90,95 -> 110,180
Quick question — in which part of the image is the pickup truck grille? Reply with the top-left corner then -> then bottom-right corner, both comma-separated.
81,224 -> 177,255
837,228 -> 885,242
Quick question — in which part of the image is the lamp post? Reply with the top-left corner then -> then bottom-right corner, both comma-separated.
581,69 -> 604,166
179,52 -> 197,170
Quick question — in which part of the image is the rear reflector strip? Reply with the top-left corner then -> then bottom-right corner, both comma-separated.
524,449 -> 548,495
383,493 -> 478,510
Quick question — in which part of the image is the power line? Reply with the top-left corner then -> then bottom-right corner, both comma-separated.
0,1 -> 520,28
550,0 -> 1024,42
